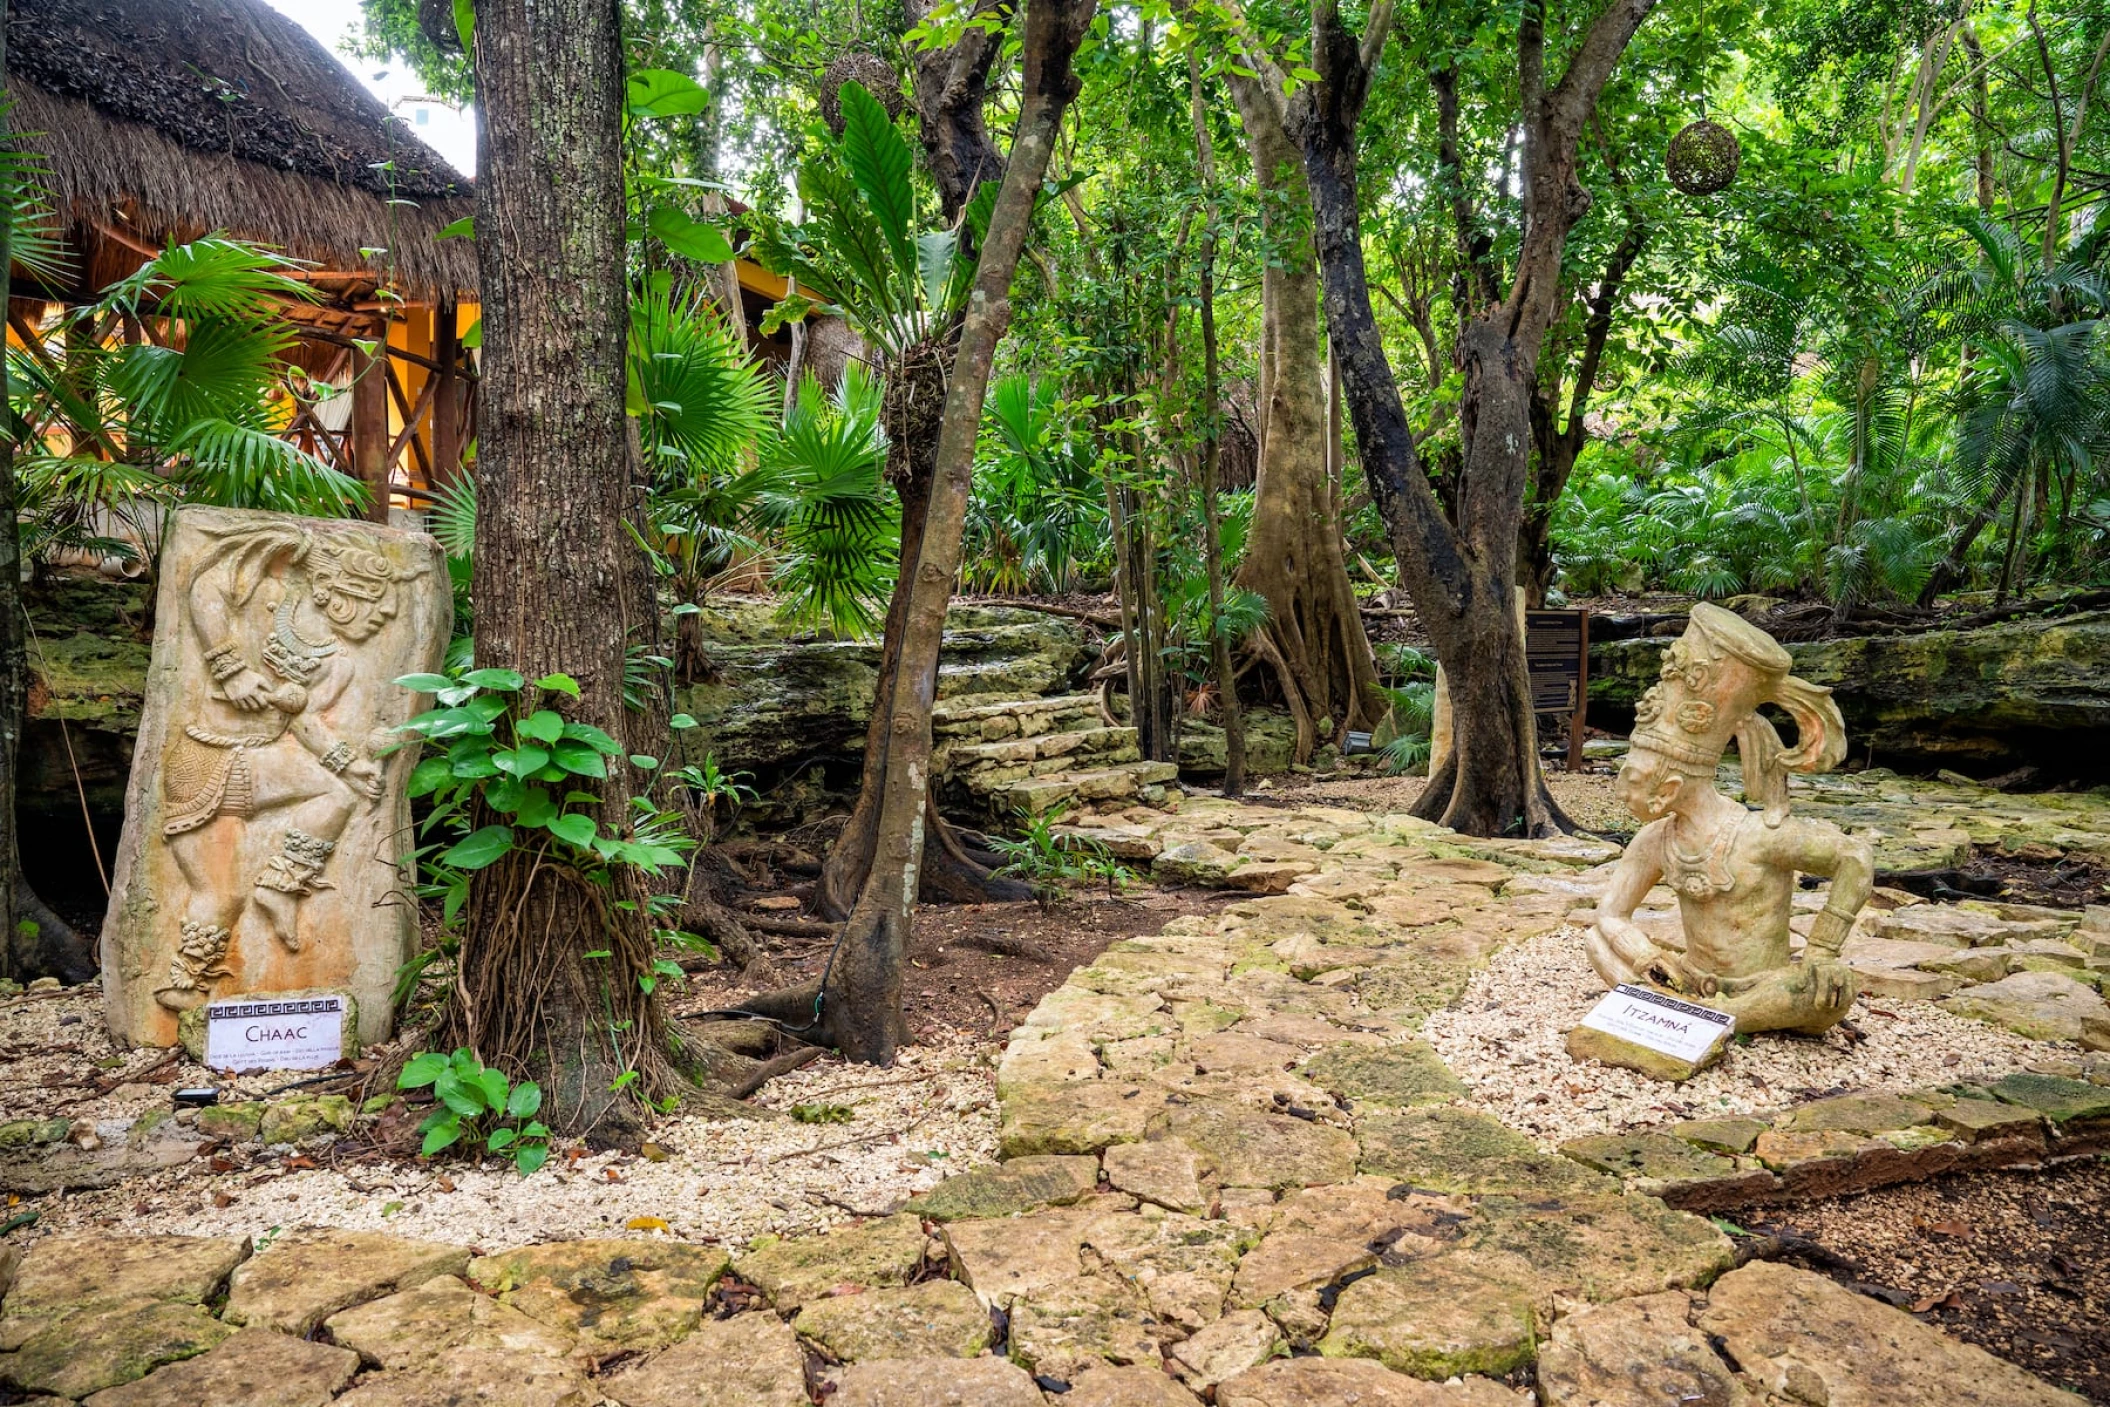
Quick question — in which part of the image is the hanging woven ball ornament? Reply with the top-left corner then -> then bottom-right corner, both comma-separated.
1666,119 -> 1741,195
820,52 -> 903,136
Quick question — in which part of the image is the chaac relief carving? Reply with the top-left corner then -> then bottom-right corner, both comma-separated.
102,507 -> 450,1049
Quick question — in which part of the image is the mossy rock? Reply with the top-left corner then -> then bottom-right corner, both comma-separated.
1356,1109 -> 1612,1198
1299,1041 -> 1465,1109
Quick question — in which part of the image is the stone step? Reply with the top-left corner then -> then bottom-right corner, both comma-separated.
941,725 -> 1139,776
931,692 -> 1104,743
996,760 -> 1181,817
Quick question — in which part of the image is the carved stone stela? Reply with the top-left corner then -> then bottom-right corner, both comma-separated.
101,507 -> 450,1049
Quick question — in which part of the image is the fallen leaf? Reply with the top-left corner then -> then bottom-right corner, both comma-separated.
436,1175 -> 456,1193
824,1283 -> 868,1297
283,1156 -> 318,1171
639,1143 -> 669,1163
603,1167 -> 625,1184
627,1215 -> 670,1232
213,1192 -> 233,1209
1927,1219 -> 1972,1239
209,1156 -> 236,1173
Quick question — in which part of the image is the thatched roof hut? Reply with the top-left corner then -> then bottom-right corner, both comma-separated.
6,0 -> 475,301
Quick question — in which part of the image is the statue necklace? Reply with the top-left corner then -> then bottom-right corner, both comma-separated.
262,594 -> 338,685
1662,807 -> 1737,899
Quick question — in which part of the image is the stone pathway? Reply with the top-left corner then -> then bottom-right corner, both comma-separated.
4,777 -> 2106,1403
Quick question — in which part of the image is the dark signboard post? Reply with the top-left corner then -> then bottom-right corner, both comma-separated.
1525,608 -> 1590,772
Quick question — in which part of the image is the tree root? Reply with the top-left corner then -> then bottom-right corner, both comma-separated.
728,1045 -> 823,1099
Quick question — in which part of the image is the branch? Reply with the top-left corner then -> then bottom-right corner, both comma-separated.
1546,0 -> 1663,145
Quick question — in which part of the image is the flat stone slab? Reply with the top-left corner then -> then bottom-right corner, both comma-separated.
1535,1290 -> 1746,1407
1167,1309 -> 1280,1391
907,1154 -> 1099,1221
1698,1260 -> 2082,1406
80,1328 -> 359,1407
1566,1021 -> 1727,1083
1668,1117 -> 1768,1154
1558,1132 -> 1735,1185
1356,1108 -> 1610,1198
3,1234 -> 249,1321
1299,1041 -> 1465,1108
828,1356 -> 1045,1407
0,1299 -> 234,1399
1225,1357 -> 1521,1405
1782,1092 -> 1935,1135
323,1275 -> 576,1368
1320,1245 -> 1543,1378
1000,1081 -> 1158,1157
942,1205 -> 1096,1305
465,1238 -> 728,1352
1154,1100 -> 1358,1190
223,1230 -> 470,1337
1228,1233 -> 1378,1308
1939,970 -> 2110,1048
331,1349 -> 596,1407
1103,1138 -> 1210,1214
1078,1209 -> 1251,1331
1465,1195 -> 1734,1303
1988,1072 -> 2110,1123
793,1280 -> 991,1361
1066,1363 -> 1206,1405
1935,1097 -> 2047,1143
732,1215 -> 924,1312
601,1312 -> 808,1407
1006,1272 -> 1165,1384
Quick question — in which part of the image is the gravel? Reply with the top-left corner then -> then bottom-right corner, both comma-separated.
1423,926 -> 2067,1147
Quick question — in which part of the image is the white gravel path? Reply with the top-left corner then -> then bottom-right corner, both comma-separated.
1423,927 -> 2069,1148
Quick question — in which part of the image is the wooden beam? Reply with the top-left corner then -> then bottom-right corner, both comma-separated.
431,299 -> 462,488
349,337 -> 391,524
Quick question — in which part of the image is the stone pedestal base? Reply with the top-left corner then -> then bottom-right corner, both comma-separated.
1566,1022 -> 1731,1083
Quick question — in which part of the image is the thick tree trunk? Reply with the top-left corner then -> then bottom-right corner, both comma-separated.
459,0 -> 666,1135
767,0 -> 1096,1061
1218,55 -> 1381,755
0,31 -> 26,981
1293,0 -> 1653,835
1191,53 -> 1244,795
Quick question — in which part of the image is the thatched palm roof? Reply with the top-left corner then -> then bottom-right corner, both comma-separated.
6,0 -> 476,299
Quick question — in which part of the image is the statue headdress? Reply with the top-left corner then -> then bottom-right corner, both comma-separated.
1630,602 -> 1846,826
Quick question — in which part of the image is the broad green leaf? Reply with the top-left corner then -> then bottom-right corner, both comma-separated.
436,214 -> 474,240
484,777 -> 525,813
515,787 -> 557,828
835,82 -> 918,296
440,825 -> 514,871
398,1052 -> 448,1088
647,206 -> 736,264
475,1067 -> 509,1110
629,754 -> 659,770
507,1082 -> 543,1118
515,1143 -> 549,1175
493,745 -> 552,778
395,673 -> 454,692
441,1085 -> 485,1118
548,813 -> 597,847
462,668 -> 525,691
561,723 -> 624,755
518,710 -> 564,745
552,740 -> 607,777
421,1117 -> 463,1157
670,713 -> 698,729
534,673 -> 581,698
627,68 -> 710,117
485,1126 -> 516,1150
407,757 -> 453,798
450,0 -> 473,56
447,738 -> 499,778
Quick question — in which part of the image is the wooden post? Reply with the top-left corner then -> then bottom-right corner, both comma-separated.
432,299 -> 460,489
350,333 -> 391,523
1571,609 -> 1591,774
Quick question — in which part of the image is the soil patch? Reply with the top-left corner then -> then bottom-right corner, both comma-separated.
1754,1160 -> 2110,1403
1241,769 -> 1630,835
1882,844 -> 2110,910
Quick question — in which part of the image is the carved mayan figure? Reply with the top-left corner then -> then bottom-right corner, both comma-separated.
102,507 -> 449,1049
1587,603 -> 1874,1035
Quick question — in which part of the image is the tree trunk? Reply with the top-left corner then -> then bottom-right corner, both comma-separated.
1293,0 -> 1654,836
750,0 -> 1096,1061
1217,51 -> 1381,755
0,28 -> 26,981
458,0 -> 666,1136
1191,52 -> 1244,795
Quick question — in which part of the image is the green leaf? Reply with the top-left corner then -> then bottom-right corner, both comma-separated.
398,1052 -> 448,1088
446,738 -> 499,778
627,68 -> 711,117
670,713 -> 698,729
450,0 -> 474,56
440,1086 -> 485,1118
647,206 -> 736,264
485,1126 -> 516,1150
610,1069 -> 639,1091
628,754 -> 660,770
515,1143 -> 550,1176
462,668 -> 525,691
534,673 -> 581,698
548,813 -> 597,848
461,320 -> 483,350
507,1082 -> 543,1119
552,739 -> 608,778
475,1067 -> 509,1110
440,825 -> 514,871
421,1116 -> 464,1157
436,214 -> 474,241
518,710 -> 565,745
561,723 -> 624,755
407,757 -> 453,798
521,1121 -> 551,1138
835,81 -> 917,296
395,673 -> 455,692
515,787 -> 557,829
494,745 -> 552,778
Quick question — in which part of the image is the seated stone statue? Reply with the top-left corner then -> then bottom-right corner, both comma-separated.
1587,603 -> 1873,1036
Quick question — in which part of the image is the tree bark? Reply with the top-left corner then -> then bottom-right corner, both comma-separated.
1215,38 -> 1382,755
1293,0 -> 1654,835
1191,52 -> 1245,795
0,27 -> 26,981
458,0 -> 666,1135
760,0 -> 1097,1061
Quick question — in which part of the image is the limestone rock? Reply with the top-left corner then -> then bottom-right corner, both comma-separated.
996,1032 -> 1099,1098
601,1311 -> 809,1407
1536,1290 -> 1752,1407
1168,1309 -> 1281,1391
464,1238 -> 727,1352
80,1328 -> 359,1407
1298,1041 -> 1465,1108
1064,1363 -> 1206,1406
1557,1132 -> 1735,1187
257,1096 -> 354,1146
1988,1072 -> 2110,1123
1155,842 -> 1241,886
907,1155 -> 1099,1221
1753,1129 -> 1876,1171
827,1355 -> 1046,1407
1153,1101 -> 1358,1191
1006,1272 -> 1164,1384
1667,1117 -> 1767,1155
1229,1234 -> 1377,1309
1191,1032 -> 1306,1074
793,1280 -> 991,1361
223,1230 -> 470,1336
1783,1091 -> 1934,1135
323,1275 -> 576,1368
1318,1247 -> 1542,1379
1934,1097 -> 2046,1143
1875,905 -> 2069,948
1939,970 -> 2110,1049
0,1297 -> 235,1398
1566,1021 -> 1728,1083
1220,1356 -> 1520,1406
1698,1260 -> 2083,1405
1102,1138 -> 1210,1214
103,507 -> 451,1050
1356,1109 -> 1609,1198
330,1349 -> 596,1407
999,1080 -> 1160,1157
1077,1208 -> 1250,1331
1465,1195 -> 1735,1303
733,1215 -> 923,1314
2,1235 -> 249,1321
942,1205 -> 1096,1304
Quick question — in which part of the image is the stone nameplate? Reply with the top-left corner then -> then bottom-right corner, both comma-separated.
1578,984 -> 1734,1064
204,996 -> 346,1071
